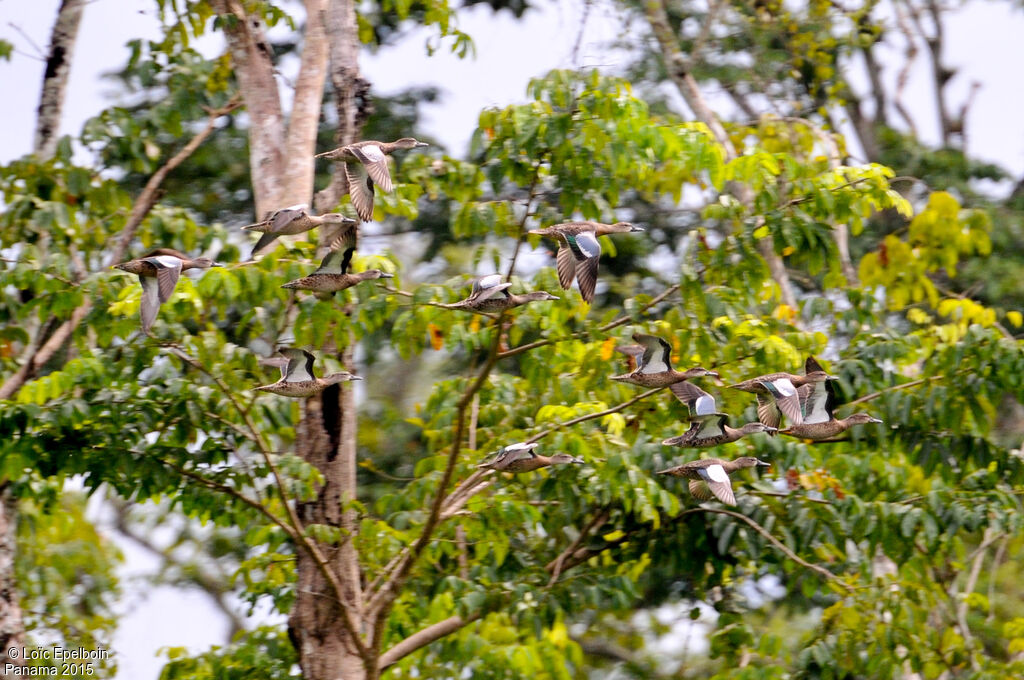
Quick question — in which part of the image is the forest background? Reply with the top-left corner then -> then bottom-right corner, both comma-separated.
2,0 -> 1024,678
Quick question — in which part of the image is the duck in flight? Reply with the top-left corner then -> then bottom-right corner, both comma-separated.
315,138 -> 429,221
242,204 -> 357,259
254,347 -> 362,398
528,221 -> 644,303
112,248 -> 221,335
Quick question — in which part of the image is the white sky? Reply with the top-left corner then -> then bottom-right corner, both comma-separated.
2,0 -> 1024,678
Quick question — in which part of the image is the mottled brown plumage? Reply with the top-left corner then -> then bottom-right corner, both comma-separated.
610,333 -> 718,387
315,138 -> 429,221
476,442 -> 584,473
528,221 -> 644,303
657,456 -> 771,505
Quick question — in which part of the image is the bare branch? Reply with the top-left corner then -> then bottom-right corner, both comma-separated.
379,613 -> 482,670
0,99 -> 240,401
641,0 -> 797,308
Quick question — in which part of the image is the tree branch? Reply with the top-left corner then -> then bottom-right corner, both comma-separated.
641,0 -> 797,308
0,99 -> 240,401
378,613 -> 482,670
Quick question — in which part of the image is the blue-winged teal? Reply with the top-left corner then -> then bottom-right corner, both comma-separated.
254,348 -> 362,397
112,248 -> 221,334
778,357 -> 884,438
727,357 -> 839,430
662,382 -> 777,447
440,274 -> 558,313
243,204 -> 357,258
281,244 -> 393,300
781,413 -> 883,440
610,333 -> 718,387
476,442 -> 584,473
658,456 -> 771,506
528,221 -> 644,303
315,138 -> 429,221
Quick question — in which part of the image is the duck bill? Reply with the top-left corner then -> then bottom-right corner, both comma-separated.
414,141 -> 430,147
756,459 -> 772,467
869,417 -> 883,424
380,272 -> 395,278
570,456 -> 585,464
629,226 -> 645,232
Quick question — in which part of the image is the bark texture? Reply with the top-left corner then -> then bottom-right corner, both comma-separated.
0,489 -> 24,671
289,378 -> 366,680
34,0 -> 86,160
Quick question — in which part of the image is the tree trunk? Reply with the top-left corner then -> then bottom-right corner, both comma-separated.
0,488 -> 24,671
642,0 -> 798,309
289,380 -> 366,680
34,0 -> 86,160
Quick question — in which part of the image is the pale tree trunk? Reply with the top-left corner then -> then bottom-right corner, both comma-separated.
216,0 -> 372,675
212,0 -> 288,217
0,0 -> 90,662
34,0 -> 85,160
0,488 -> 24,671
642,0 -> 798,309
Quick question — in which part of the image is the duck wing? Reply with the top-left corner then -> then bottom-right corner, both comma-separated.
698,464 -> 736,505
270,204 -> 310,232
469,274 -> 512,302
138,276 -> 161,333
670,382 -> 719,417
688,479 -> 714,502
279,348 -> 316,382
566,231 -> 601,303
759,377 -> 803,426
799,381 -> 836,424
345,162 -> 376,222
144,255 -> 184,303
314,248 -> 350,275
633,333 -> 672,373
555,242 -> 576,291
349,144 -> 393,193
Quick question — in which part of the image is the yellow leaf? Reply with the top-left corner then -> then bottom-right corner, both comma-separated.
781,245 -> 796,256
1008,311 -> 1023,328
427,323 -> 444,351
600,337 -> 616,361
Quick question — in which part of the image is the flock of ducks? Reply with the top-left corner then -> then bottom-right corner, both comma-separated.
111,137 -> 882,507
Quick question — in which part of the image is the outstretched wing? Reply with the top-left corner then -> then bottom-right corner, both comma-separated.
698,464 -> 736,505
555,243 -> 576,290
568,231 -> 602,303
670,381 -> 719,417
469,274 -> 512,302
350,144 -> 393,193
633,333 -> 672,373
279,348 -> 316,382
270,204 -> 309,231
144,255 -> 184,303
345,163 -> 375,222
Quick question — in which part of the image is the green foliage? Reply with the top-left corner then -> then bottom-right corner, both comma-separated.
4,6 -> 1024,678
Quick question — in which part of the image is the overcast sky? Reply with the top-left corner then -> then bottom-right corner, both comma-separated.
3,0 -> 1024,677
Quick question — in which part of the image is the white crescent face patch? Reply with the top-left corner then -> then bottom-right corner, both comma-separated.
702,464 -> 729,483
